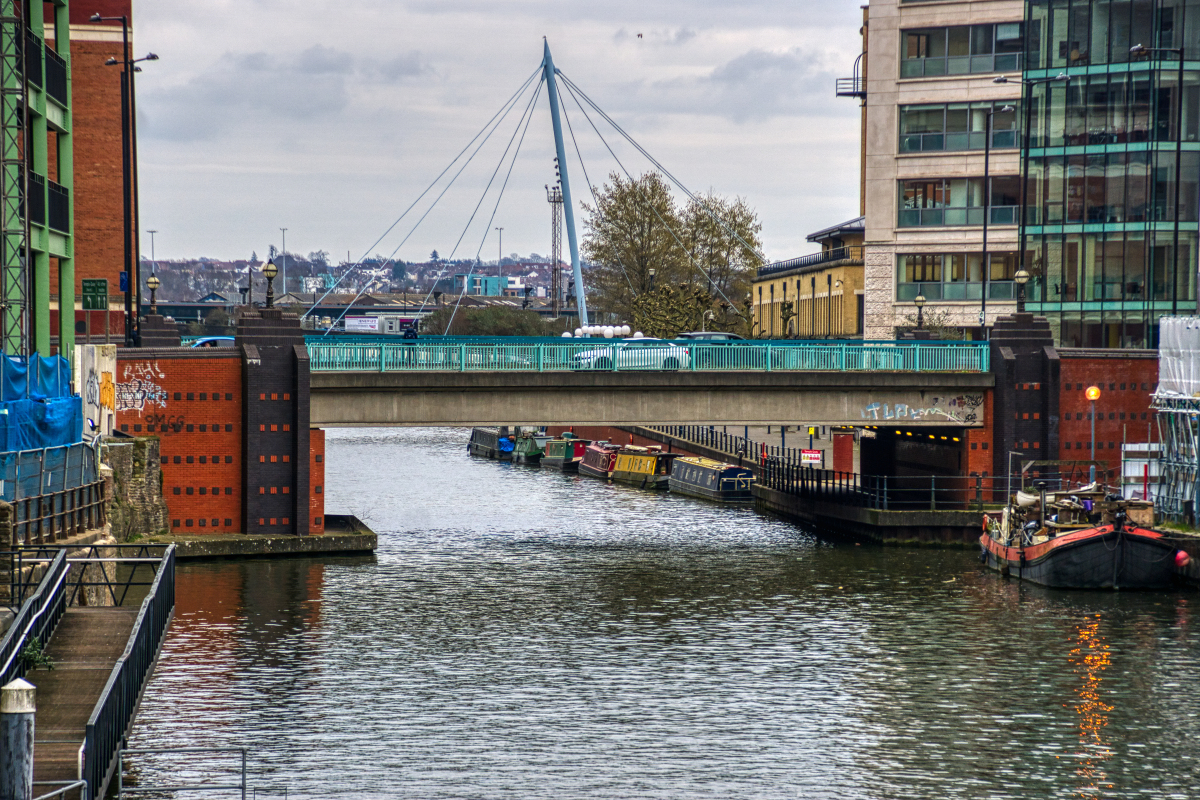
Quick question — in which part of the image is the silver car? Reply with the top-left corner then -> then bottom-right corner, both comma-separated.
572,338 -> 690,371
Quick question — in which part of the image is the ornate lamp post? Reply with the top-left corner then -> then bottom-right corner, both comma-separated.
648,268 -> 656,292
1014,268 -> 1030,313
263,259 -> 278,309
914,293 -> 927,331
146,274 -> 160,315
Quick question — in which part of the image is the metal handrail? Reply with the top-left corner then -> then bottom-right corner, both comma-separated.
33,781 -> 87,800
0,550 -> 69,685
756,246 -> 864,276
306,339 -> 990,374
83,546 -> 176,800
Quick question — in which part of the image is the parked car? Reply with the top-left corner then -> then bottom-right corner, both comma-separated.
674,331 -> 746,341
572,338 -> 689,371
190,336 -> 236,348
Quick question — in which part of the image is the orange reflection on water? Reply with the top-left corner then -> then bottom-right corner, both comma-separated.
1068,614 -> 1113,799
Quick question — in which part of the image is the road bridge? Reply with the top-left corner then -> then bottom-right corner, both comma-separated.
306,340 -> 992,427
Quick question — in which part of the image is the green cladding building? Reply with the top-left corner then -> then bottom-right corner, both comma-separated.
2,0 -> 74,360
1022,0 -> 1200,347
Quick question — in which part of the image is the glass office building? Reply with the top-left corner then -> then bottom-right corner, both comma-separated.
1022,0 -> 1200,347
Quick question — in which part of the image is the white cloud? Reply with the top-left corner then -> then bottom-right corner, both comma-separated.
130,0 -> 863,264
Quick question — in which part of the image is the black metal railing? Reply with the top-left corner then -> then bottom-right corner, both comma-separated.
25,31 -> 42,87
757,246 -> 864,277
48,179 -> 69,233
84,545 -> 176,800
28,171 -> 45,226
0,549 -> 68,686
8,543 -> 171,610
44,46 -> 67,105
11,479 -> 107,546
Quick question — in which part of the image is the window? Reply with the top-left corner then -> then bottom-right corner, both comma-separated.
212,518 -> 219,526
173,487 -> 181,495
186,487 -> 194,495
315,485 -> 323,494
200,393 -> 207,400
212,487 -> 218,495
225,456 -> 233,463
172,519 -> 180,528
898,177 -> 1021,227
314,517 -> 322,526
896,252 -> 1019,301
315,454 -> 323,463
225,519 -> 232,526
901,23 -> 1023,78
226,393 -> 233,401
186,424 -> 194,432
899,102 -> 1019,153
226,425 -> 233,432
199,424 -> 207,432
225,487 -> 233,495
161,456 -> 167,464
133,424 -> 142,432
174,456 -> 181,464
186,519 -> 193,527
199,456 -> 207,464
186,456 -> 194,464
199,487 -> 207,495
187,393 -> 194,401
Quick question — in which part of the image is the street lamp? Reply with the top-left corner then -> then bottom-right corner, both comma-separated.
263,259 -> 278,309
976,100 -> 1015,334
914,293 -> 926,330
1014,268 -> 1030,313
1132,44 -> 1186,316
994,73 -> 1071,322
92,11 -> 158,345
146,274 -> 160,315
648,268 -> 656,292
1086,384 -> 1101,482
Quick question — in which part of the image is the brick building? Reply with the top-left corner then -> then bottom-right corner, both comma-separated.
114,310 -> 326,535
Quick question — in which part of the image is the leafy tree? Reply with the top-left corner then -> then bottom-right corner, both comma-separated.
631,284 -> 741,339
582,171 -> 762,335
582,172 -> 687,322
204,308 -> 231,330
420,305 -> 556,336
308,250 -> 330,269
430,250 -> 440,262
392,261 -> 407,281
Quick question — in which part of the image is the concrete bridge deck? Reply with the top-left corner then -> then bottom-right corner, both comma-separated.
310,369 -> 993,427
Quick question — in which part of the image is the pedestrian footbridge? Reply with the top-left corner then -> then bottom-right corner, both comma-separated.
306,339 -> 993,427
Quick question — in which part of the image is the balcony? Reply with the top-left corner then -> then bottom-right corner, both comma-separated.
836,76 -> 865,99
48,179 -> 69,233
757,246 -> 863,278
24,31 -> 42,88
27,172 -> 44,226
45,47 -> 67,106
898,206 -> 1018,227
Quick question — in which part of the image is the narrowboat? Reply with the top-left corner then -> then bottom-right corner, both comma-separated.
513,432 -> 550,465
579,442 -> 621,480
668,457 -> 754,502
611,446 -> 678,489
980,485 -> 1187,589
468,427 -> 514,461
540,435 -> 590,472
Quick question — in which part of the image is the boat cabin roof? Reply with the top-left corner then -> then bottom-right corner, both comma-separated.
676,456 -> 742,470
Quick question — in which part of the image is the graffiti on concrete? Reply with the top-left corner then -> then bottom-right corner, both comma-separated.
116,362 -> 168,411
860,394 -> 984,424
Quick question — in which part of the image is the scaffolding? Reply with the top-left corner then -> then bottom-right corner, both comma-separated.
0,0 -> 28,356
1152,317 -> 1200,519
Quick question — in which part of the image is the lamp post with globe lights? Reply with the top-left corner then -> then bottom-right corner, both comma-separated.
146,274 -> 159,315
914,293 -> 926,331
263,259 -> 278,309
1014,268 -> 1030,313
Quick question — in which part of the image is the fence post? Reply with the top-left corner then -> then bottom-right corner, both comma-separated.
883,476 -> 888,511
459,345 -> 467,372
537,345 -> 544,372
976,474 -> 983,512
765,344 -> 773,372
1,679 -> 36,800
930,475 -> 936,511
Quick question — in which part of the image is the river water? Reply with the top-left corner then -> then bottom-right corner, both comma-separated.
127,428 -> 1200,799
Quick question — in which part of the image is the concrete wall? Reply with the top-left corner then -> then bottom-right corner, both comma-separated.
310,370 -> 994,427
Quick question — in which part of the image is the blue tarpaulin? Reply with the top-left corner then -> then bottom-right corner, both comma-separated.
0,353 -> 82,452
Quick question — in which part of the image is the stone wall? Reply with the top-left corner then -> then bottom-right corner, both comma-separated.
103,437 -> 169,541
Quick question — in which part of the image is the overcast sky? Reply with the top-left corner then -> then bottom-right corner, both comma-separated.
134,0 -> 864,266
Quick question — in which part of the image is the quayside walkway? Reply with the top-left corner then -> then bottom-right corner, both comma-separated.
0,544 -> 175,800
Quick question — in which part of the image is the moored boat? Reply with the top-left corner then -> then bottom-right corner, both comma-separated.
468,427 -> 514,461
540,435 -> 590,472
579,442 -> 621,480
611,446 -> 677,489
980,485 -> 1188,589
668,456 -> 754,502
513,432 -> 550,465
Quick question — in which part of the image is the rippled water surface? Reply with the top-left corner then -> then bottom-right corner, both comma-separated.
129,428 -> 1200,799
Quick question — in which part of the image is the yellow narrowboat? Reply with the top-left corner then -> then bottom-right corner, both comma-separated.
611,446 -> 678,490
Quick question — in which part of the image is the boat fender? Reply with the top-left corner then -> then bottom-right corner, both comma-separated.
979,547 -> 988,564
1176,550 -> 1192,569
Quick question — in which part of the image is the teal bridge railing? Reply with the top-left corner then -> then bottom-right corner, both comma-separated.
304,339 -> 990,373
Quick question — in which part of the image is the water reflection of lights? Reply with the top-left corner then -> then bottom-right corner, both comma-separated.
1068,614 -> 1113,798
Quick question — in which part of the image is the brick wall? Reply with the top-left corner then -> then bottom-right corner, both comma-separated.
1058,350 -> 1159,479
59,3 -> 132,309
310,428 -> 325,533
115,349 -> 243,532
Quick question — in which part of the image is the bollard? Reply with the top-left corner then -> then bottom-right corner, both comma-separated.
1,678 -> 36,800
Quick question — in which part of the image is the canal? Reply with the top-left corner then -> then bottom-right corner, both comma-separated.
127,428 -> 1200,798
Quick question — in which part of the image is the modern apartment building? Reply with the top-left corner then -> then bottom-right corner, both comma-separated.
2,0 -> 76,357
861,0 -> 1026,340
856,0 -> 1200,347
1021,0 -> 1199,348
